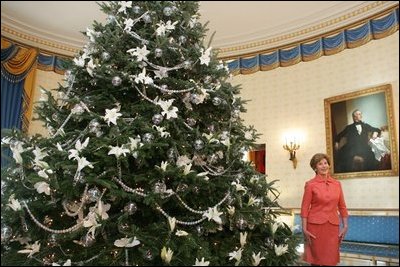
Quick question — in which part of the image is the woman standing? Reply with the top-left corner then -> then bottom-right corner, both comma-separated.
300,153 -> 349,266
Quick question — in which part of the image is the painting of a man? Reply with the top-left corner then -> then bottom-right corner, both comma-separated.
334,109 -> 384,172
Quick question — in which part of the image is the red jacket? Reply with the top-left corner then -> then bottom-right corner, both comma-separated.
300,175 -> 348,225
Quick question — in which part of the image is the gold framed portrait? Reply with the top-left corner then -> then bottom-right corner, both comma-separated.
324,84 -> 398,179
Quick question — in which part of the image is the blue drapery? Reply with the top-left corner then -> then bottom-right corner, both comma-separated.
225,7 -> 399,75
1,75 -> 24,168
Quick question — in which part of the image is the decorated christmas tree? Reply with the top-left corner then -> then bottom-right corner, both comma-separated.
1,2 -> 298,266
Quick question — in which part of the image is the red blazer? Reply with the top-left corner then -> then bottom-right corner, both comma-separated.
300,175 -> 348,225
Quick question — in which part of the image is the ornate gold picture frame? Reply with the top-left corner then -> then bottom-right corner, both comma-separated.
324,84 -> 398,179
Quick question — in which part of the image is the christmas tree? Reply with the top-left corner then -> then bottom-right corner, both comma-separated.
1,2 -> 298,266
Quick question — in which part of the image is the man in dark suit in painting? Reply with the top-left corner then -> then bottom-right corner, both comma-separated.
334,109 -> 381,172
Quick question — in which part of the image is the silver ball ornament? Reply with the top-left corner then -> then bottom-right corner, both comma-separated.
153,181 -> 166,193
212,97 -> 222,106
194,139 -> 204,150
132,5 -> 141,14
124,202 -> 138,215
176,183 -> 188,193
81,234 -> 95,247
1,225 -> 13,244
167,148 -> 176,160
163,6 -> 173,16
142,133 -> 154,143
178,35 -> 187,44
236,217 -> 248,230
143,249 -> 154,261
152,114 -> 164,125
183,60 -> 192,69
186,118 -> 196,126
102,52 -> 110,61
142,14 -> 152,24
87,187 -> 101,202
112,76 -> 122,86
154,48 -> 163,58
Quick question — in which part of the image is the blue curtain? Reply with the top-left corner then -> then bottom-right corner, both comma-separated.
1,74 -> 24,168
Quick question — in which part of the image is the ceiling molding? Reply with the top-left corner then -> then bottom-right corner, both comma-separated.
1,1 -> 398,58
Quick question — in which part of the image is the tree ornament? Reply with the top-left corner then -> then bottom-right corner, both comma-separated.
163,6 -> 173,16
167,148 -> 176,160
142,133 -> 154,143
153,181 -> 166,193
118,223 -> 130,233
1,225 -> 13,244
152,114 -> 164,125
212,97 -> 222,106
101,51 -> 110,61
106,15 -> 116,24
132,5 -> 141,14
160,84 -> 168,92
193,139 -> 204,150
112,76 -> 122,86
87,187 -> 101,202
207,153 -> 218,164
142,13 -> 152,24
176,183 -> 188,193
88,119 -> 101,134
236,217 -> 248,230
154,48 -> 163,58
123,202 -> 138,215
178,35 -> 187,44
196,225 -> 204,236
203,75 -> 212,84
72,104 -> 85,115
232,109 -> 240,118
220,131 -> 230,140
186,117 -> 196,126
81,234 -> 95,247
143,249 -> 154,261
47,233 -> 58,247
183,60 -> 192,69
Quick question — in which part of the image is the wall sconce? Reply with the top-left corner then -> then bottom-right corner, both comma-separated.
283,136 -> 300,169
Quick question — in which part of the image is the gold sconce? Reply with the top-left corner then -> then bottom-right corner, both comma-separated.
283,136 -> 300,169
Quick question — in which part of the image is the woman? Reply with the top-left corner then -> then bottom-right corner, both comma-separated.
300,153 -> 348,266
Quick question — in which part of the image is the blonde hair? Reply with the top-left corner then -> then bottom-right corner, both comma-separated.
310,153 -> 331,170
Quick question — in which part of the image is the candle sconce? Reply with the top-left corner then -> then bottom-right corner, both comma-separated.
283,138 -> 300,169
